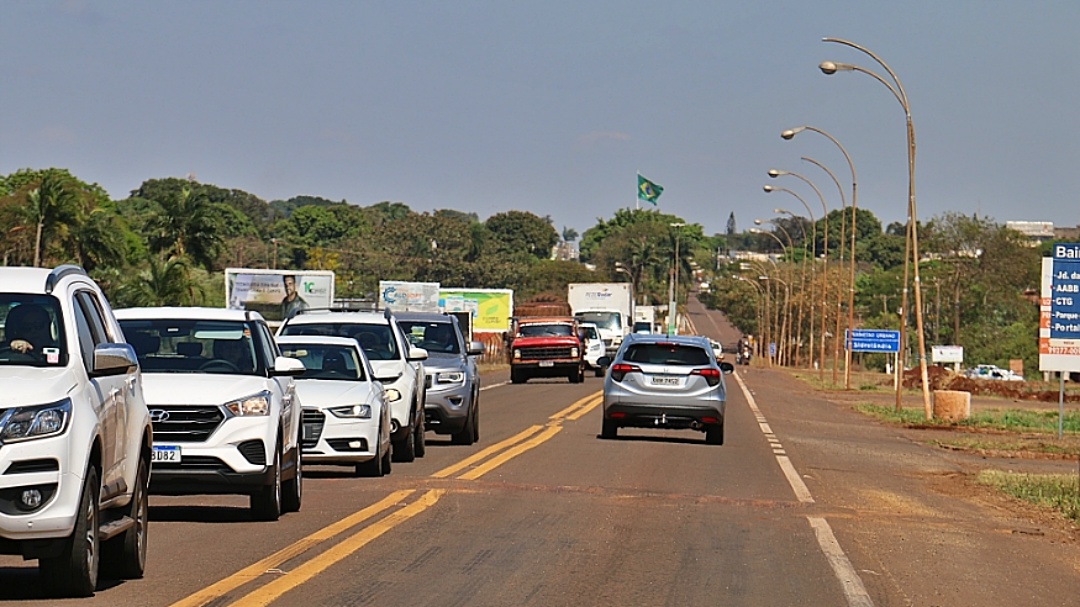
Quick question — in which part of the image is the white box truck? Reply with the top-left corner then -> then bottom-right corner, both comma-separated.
568,283 -> 634,355
634,305 -> 656,333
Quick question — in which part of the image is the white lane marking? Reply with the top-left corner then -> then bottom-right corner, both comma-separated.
808,517 -> 876,607
479,381 -> 508,392
731,371 -> 813,504
733,370 -> 875,607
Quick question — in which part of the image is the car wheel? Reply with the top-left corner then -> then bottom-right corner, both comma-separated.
601,418 -> 618,440
251,445 -> 283,521
510,368 -> 525,384
413,406 -> 426,458
40,466 -> 100,597
452,403 -> 477,446
392,421 -> 417,463
355,441 -> 386,477
705,421 -> 725,446
594,367 -> 604,377
101,456 -> 149,580
281,448 -> 302,513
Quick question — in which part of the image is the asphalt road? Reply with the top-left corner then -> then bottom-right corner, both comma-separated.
1,300 -> 1077,606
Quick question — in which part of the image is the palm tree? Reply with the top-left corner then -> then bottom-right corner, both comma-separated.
117,255 -> 205,307
147,186 -> 224,270
24,172 -> 81,267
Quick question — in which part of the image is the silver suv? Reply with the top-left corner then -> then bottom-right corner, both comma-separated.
0,266 -> 152,597
395,313 -> 483,445
278,309 -> 428,462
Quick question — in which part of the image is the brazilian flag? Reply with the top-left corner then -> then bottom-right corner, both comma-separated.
637,174 -> 663,205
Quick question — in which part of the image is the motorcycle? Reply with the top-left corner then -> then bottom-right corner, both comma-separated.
736,346 -> 752,366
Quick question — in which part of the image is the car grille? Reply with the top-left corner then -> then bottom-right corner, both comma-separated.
520,346 -> 574,360
302,409 -> 325,450
150,405 -> 225,443
152,456 -> 229,471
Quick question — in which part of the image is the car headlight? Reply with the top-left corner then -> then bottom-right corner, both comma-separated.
328,404 -> 372,419
0,399 -> 72,443
570,347 -> 579,358
436,371 -> 465,384
385,389 -> 402,402
224,391 -> 271,416
513,349 -> 521,360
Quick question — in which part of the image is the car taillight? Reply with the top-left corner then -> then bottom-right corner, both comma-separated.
610,363 -> 640,382
691,368 -> 721,386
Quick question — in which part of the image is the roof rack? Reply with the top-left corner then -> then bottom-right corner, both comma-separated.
45,265 -> 88,294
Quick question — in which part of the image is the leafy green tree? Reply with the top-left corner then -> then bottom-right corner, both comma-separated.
485,210 -> 558,261
144,184 -> 224,270
115,256 -> 206,307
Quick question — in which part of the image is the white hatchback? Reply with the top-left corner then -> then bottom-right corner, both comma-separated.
277,336 -> 393,477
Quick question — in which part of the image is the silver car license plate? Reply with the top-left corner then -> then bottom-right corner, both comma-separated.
650,376 -> 680,386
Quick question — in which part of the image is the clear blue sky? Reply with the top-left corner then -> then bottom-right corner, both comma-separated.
2,1 -> 1077,239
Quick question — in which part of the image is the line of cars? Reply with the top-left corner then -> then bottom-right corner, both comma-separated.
0,266 -> 484,596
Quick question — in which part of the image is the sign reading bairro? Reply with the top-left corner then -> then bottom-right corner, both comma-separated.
1039,244 -> 1080,371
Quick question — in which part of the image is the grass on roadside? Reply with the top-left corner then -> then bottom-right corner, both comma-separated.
977,470 -> 1080,523
855,403 -> 1080,434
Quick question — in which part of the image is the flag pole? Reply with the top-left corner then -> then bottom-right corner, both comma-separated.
635,172 -> 640,210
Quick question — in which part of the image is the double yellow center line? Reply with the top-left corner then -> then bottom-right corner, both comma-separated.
172,390 -> 603,607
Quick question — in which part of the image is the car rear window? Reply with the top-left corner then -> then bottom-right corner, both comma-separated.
623,343 -> 710,366
280,322 -> 399,361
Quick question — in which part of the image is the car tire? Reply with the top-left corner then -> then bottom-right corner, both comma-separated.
594,367 -> 604,377
251,446 -> 283,521
413,406 -> 426,458
510,368 -> 526,384
40,466 -> 100,597
355,441 -> 386,477
705,422 -> 725,446
392,421 -> 417,463
452,403 -> 478,445
101,456 -> 149,580
281,448 -> 302,513
601,418 -> 618,440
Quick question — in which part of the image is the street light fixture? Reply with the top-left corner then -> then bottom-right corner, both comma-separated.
802,155 -> 847,385
820,37 -> 931,418
781,125 -> 858,389
763,184 -> 819,372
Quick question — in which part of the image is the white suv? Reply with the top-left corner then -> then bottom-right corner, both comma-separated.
277,309 -> 428,462
0,266 -> 152,597
115,307 -> 305,521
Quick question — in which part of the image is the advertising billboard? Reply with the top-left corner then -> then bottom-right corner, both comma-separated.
439,288 -> 513,333
225,268 -> 335,321
379,281 -> 441,313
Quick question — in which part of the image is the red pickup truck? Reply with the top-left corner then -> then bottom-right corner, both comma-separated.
509,316 -> 585,384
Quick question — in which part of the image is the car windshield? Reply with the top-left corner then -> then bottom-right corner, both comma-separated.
518,323 -> 574,337
0,295 -> 68,367
398,320 -> 460,354
279,343 -> 365,381
583,326 -> 599,340
280,322 -> 400,361
576,311 -> 621,331
623,343 -> 710,366
118,319 -> 260,375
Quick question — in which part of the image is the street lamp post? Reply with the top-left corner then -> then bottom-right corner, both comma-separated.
668,222 -> 686,335
801,155 -> 847,385
751,226 -> 796,366
733,274 -> 767,360
781,125 -> 859,390
768,206 -> 813,369
820,37 -> 931,418
768,169 -> 829,380
763,185 -> 817,371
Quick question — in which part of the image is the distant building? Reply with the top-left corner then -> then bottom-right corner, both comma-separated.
1054,224 -> 1080,241
1007,221 -> 1055,246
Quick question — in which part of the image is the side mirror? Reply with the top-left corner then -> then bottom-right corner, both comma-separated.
407,346 -> 428,362
719,362 -> 735,374
273,356 -> 307,377
467,341 -> 484,356
596,356 -> 611,368
92,343 -> 139,377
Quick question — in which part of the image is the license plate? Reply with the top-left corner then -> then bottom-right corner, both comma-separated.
650,376 -> 680,386
152,445 -> 181,463
539,361 -> 554,367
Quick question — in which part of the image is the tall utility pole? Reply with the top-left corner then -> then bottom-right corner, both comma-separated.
668,223 -> 686,335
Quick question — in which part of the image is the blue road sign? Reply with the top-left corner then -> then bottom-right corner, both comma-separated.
846,329 -> 900,353
1050,244 -> 1080,341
